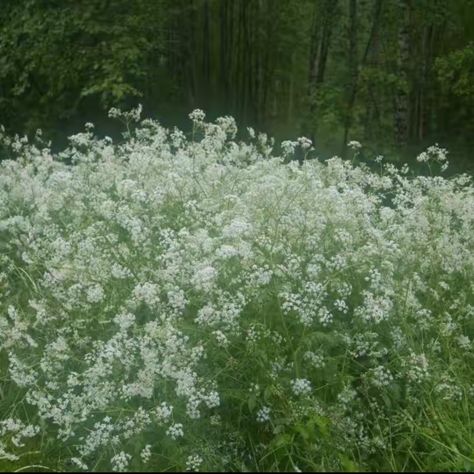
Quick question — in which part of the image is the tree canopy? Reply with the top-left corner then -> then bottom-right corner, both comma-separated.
1,0 -> 473,166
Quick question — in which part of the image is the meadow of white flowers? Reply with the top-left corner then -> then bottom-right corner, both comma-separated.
0,108 -> 473,471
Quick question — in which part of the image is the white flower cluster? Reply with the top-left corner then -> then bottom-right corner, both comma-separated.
281,136 -> 313,157
291,378 -> 312,396
297,136 -> 313,150
109,104 -> 143,122
0,419 -> 40,461
189,109 -> 206,123
166,423 -> 184,440
0,108 -> 473,471
140,444 -> 152,464
347,140 -> 362,150
111,451 -> 132,472
186,454 -> 204,471
256,406 -> 271,423
416,144 -> 449,171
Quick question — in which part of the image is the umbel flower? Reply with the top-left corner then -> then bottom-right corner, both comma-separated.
0,108 -> 472,471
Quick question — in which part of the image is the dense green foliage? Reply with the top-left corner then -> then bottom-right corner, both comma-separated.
1,0 -> 474,166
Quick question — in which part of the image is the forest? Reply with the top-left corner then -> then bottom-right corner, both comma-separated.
1,0 -> 474,167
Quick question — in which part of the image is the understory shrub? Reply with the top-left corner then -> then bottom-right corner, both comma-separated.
0,109 -> 473,472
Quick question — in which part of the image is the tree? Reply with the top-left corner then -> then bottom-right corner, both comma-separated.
342,0 -> 358,156
0,0 -> 473,168
305,0 -> 340,142
394,0 -> 411,148
0,0 -> 163,139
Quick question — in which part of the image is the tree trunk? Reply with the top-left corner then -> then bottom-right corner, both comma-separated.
288,52 -> 295,125
202,0 -> 211,92
219,0 -> 230,111
362,0 -> 383,143
305,0 -> 339,141
394,0 -> 411,147
342,0 -> 358,156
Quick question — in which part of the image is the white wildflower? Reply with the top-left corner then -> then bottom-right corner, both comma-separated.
347,140 -> 362,150
189,109 -> 206,123
256,406 -> 271,423
111,451 -> 131,472
166,423 -> 184,440
291,378 -> 312,396
186,454 -> 203,471
140,444 -> 152,464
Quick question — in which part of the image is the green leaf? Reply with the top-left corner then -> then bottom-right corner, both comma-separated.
248,394 -> 257,413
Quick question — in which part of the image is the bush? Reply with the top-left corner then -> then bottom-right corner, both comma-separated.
0,109 -> 473,472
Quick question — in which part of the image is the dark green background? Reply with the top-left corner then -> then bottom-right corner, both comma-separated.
1,0 -> 473,169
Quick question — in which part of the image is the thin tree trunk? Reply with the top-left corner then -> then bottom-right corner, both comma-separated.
261,0 -> 274,123
237,0 -> 247,119
288,52 -> 295,125
202,0 -> 211,93
342,0 -> 358,156
362,0 -> 383,142
305,0 -> 339,141
394,0 -> 411,147
219,0 -> 230,111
